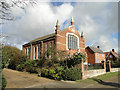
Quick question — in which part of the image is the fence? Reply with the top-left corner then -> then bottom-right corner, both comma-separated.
111,61 -> 120,68
85,63 -> 104,70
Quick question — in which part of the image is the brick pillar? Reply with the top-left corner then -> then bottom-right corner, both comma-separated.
41,41 -> 43,54
27,47 -> 28,58
36,45 -> 38,59
104,61 -> 106,72
109,61 -> 111,72
82,60 -> 85,80
22,46 -> 25,55
86,64 -> 88,70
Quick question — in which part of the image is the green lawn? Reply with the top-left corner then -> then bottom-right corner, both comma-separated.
77,71 -> 120,84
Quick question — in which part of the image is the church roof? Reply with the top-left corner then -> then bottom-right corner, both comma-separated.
23,33 -> 55,46
23,26 -> 73,46
23,17 -> 79,46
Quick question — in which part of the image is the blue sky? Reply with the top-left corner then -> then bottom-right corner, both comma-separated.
51,2 -> 76,6
2,1 -> 119,52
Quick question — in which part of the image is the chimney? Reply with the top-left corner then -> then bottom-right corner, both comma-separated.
97,46 -> 100,49
112,49 -> 114,52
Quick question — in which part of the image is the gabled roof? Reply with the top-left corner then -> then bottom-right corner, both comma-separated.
110,51 -> 119,58
23,24 -> 78,46
105,52 -> 109,55
105,51 -> 119,58
87,46 -> 104,54
29,33 -> 55,43
23,33 -> 55,46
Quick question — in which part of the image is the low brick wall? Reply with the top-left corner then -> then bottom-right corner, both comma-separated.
110,68 -> 120,72
83,69 -> 106,79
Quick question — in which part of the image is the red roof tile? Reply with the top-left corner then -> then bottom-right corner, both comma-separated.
110,51 -> 119,58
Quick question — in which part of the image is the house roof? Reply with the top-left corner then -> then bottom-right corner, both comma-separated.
87,46 -> 104,54
105,51 -> 119,58
110,51 -> 119,58
23,33 -> 55,46
105,52 -> 109,55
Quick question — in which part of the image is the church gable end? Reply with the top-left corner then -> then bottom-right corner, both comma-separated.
23,17 -> 85,60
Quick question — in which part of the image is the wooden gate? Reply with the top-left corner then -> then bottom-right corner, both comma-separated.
106,62 -> 110,72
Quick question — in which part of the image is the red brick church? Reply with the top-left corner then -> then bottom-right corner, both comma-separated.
23,17 -> 86,60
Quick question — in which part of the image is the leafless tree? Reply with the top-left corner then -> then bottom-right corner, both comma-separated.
0,0 -> 37,45
0,0 -> 37,21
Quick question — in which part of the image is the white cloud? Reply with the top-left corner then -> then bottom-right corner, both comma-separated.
2,2 -> 118,52
73,2 -> 118,52
92,36 -> 118,52
3,2 -> 73,48
79,15 -> 99,43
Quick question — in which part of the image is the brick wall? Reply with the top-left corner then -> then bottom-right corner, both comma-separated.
23,24 -> 86,60
106,52 -> 118,61
95,53 -> 106,63
110,68 -> 120,72
56,25 -> 85,56
85,48 -> 95,64
85,47 -> 105,64
83,69 -> 106,79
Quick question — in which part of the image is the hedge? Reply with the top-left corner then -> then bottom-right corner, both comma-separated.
41,67 -> 82,81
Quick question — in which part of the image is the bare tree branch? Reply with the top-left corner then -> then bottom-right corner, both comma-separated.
0,0 -> 37,21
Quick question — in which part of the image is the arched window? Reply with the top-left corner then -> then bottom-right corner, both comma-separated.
67,33 -> 79,50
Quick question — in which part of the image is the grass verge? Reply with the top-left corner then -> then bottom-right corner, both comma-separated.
77,71 -> 120,84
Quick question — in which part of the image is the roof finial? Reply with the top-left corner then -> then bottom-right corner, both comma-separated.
71,17 -> 74,22
71,17 -> 74,25
55,19 -> 60,33
56,19 -> 59,26
81,32 -> 84,38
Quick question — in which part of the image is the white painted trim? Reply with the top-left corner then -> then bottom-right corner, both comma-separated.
34,46 -> 35,60
106,52 -> 111,59
56,42 -> 66,46
56,34 -> 66,38
95,58 -> 99,63
25,48 -> 26,55
66,33 -> 79,50
36,45 -> 38,59
27,48 -> 28,56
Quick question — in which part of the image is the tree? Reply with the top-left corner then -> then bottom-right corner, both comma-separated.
46,47 -> 67,64
2,45 -> 26,69
0,0 -> 37,21
61,52 -> 86,68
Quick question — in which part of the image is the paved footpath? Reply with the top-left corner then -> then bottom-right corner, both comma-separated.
2,68 -> 120,88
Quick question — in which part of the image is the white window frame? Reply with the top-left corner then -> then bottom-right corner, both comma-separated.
66,33 -> 79,50
97,53 -> 99,56
110,55 -> 112,58
96,58 -> 99,63
102,54 -> 104,57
